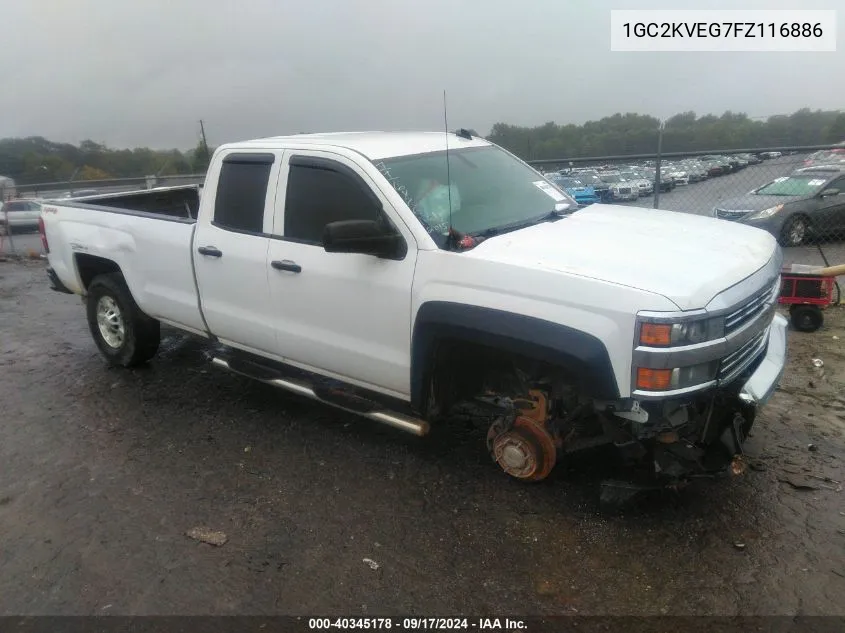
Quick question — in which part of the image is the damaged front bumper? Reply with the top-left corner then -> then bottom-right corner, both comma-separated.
738,312 -> 788,407
613,312 -> 788,484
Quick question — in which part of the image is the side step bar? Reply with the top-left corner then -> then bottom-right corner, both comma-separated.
211,357 -> 430,437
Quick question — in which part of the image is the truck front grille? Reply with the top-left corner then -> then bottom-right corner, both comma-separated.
719,328 -> 768,384
724,280 -> 778,334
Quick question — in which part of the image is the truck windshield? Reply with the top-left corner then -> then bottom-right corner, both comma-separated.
373,145 -> 577,247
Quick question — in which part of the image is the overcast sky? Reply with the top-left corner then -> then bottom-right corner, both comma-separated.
1,0 -> 842,149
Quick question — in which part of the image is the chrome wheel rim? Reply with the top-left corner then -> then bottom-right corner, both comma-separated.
789,219 -> 806,245
96,296 -> 125,348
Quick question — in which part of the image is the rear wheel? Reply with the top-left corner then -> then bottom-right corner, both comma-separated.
780,215 -> 808,247
86,273 -> 160,366
789,305 -> 823,332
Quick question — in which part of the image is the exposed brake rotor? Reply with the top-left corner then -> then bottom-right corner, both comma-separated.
488,415 -> 557,481
487,389 -> 558,482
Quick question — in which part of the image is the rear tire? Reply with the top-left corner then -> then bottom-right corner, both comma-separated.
86,273 -> 160,367
789,304 -> 823,332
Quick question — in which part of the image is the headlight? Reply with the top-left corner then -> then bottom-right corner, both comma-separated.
639,317 -> 724,347
747,204 -> 784,220
634,315 -> 726,392
636,361 -> 720,391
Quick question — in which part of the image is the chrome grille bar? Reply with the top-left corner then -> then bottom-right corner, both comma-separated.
724,279 -> 779,333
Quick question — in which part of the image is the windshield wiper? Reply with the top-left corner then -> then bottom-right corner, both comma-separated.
473,207 -> 572,239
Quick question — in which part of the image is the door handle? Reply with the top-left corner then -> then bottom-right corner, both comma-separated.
271,259 -> 302,273
197,246 -> 223,257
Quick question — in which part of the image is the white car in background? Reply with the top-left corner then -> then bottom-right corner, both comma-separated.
599,172 -> 639,201
667,166 -> 690,185
0,199 -> 42,234
620,170 -> 653,197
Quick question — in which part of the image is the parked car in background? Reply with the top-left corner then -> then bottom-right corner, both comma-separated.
793,165 -> 845,176
572,171 -> 612,202
683,160 -> 709,182
713,168 -> 845,246
550,175 -> 600,206
738,153 -> 762,165
0,199 -> 42,234
731,155 -> 749,169
600,172 -> 639,201
759,151 -> 782,159
620,171 -> 653,196
666,165 -> 689,186
699,156 -> 726,177
642,168 -> 675,192
803,149 -> 845,168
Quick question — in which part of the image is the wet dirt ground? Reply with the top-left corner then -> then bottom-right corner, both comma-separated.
1,259 -> 844,616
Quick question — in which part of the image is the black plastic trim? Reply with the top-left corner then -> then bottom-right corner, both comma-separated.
209,221 -> 268,238
222,153 -> 276,165
410,302 -> 620,410
46,268 -> 74,294
48,200 -> 197,224
288,155 -> 383,211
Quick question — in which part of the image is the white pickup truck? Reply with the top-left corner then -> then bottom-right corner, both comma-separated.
41,130 -> 787,494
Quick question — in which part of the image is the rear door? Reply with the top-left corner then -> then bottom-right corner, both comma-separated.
266,151 -> 418,398
193,150 -> 283,353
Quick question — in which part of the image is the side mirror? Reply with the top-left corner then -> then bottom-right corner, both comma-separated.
323,219 -> 406,259
820,188 -> 840,198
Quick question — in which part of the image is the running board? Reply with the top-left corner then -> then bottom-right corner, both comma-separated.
210,357 -> 430,436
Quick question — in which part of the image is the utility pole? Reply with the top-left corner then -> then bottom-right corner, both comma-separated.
199,119 -> 210,163
653,119 -> 665,210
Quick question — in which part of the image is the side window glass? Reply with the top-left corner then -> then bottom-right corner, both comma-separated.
214,154 -> 274,233
828,177 -> 845,193
284,161 -> 380,244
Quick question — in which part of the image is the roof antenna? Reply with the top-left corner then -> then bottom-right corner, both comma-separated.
443,89 -> 454,244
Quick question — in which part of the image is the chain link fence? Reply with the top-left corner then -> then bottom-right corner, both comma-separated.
529,144 -> 845,303
4,145 -> 845,287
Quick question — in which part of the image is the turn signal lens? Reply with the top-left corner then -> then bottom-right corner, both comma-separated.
636,368 -> 673,390
639,323 -> 671,346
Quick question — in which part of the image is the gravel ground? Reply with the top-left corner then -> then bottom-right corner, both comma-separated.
1,260 -> 844,617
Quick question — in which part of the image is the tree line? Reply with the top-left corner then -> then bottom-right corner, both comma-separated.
487,108 -> 845,161
2,108 -> 844,183
0,137 -> 212,185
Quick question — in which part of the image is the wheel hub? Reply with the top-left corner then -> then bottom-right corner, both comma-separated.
498,436 -> 535,474
96,296 -> 125,348
488,415 -> 557,482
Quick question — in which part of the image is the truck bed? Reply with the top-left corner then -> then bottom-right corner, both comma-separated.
48,185 -> 201,220
42,184 -> 207,335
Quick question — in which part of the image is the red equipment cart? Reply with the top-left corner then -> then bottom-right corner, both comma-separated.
779,264 -> 841,332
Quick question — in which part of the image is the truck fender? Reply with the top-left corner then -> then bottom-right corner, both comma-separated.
410,301 -> 620,411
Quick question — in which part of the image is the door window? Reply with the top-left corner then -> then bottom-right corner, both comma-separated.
213,154 -> 275,234
283,160 -> 381,245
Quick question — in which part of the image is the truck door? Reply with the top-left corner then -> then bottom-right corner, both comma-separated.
193,150 -> 282,353
266,151 -> 418,399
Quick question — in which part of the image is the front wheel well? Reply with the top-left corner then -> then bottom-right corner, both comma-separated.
75,254 -> 122,291
422,338 -> 582,419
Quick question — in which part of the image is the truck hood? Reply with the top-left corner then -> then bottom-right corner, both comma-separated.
465,204 -> 778,310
